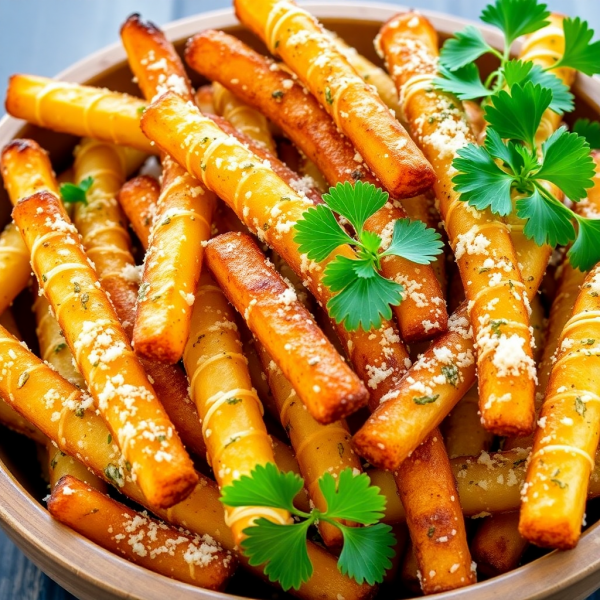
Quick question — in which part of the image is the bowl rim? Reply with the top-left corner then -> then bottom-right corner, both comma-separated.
0,3 -> 599,600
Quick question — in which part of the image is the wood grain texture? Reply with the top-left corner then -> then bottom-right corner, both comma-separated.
0,1 -> 598,599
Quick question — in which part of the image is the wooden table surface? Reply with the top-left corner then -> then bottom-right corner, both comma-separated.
0,0 -> 599,599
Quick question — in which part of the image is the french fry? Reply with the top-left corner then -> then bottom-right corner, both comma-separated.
395,431 -> 475,593
49,476 -> 233,590
195,84 -> 216,114
0,324 -> 371,600
399,544 -> 422,595
186,30 -> 448,343
47,446 -> 107,491
5,75 -> 154,153
256,341 -> 362,546
121,14 -> 218,365
326,30 -> 402,119
182,270 -> 289,544
13,191 -> 197,508
297,155 -> 328,194
205,232 -> 367,424
0,223 -> 30,314
117,175 -> 159,248
140,92 -> 408,410
271,436 -> 311,513
379,12 -> 536,436
233,0 -> 434,198
213,82 -> 276,153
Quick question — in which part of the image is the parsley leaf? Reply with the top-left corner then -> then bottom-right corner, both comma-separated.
440,25 -> 495,71
516,186 -> 575,247
220,462 -> 304,513
322,181 -> 388,236
60,176 -> 94,205
294,204 -> 354,261
337,524 -> 396,586
453,141 -> 515,215
503,60 -> 573,114
535,127 -> 596,201
480,0 -> 550,47
553,17 -> 600,76
433,64 -> 493,101
573,119 -> 600,150
569,217 -> 600,271
242,519 -> 313,591
318,470 -> 386,524
484,82 -> 552,148
381,219 -> 444,264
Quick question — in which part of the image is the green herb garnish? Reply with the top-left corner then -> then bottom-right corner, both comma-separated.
60,177 -> 94,206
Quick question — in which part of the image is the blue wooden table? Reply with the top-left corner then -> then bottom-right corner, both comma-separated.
0,0 -> 599,598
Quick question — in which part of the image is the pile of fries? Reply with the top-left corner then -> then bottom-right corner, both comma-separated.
0,1 -> 599,598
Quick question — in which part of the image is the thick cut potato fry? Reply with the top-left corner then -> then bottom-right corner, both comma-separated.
47,446 -> 107,491
396,431 -> 475,594
0,223 -> 29,314
121,14 -> 217,365
379,12 -> 535,436
213,82 -> 276,153
186,30 -> 447,343
49,476 -> 233,590
256,342 -> 362,546
12,191 -> 197,509
183,270 -> 289,544
205,232 -> 367,424
141,91 -> 408,410
233,0 -> 434,198
5,75 -> 154,153
117,175 -> 159,248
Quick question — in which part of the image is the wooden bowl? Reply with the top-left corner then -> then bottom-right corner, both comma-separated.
1,4 -> 599,600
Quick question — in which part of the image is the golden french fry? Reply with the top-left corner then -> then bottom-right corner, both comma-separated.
5,75 -> 153,153
206,232 -> 367,424
12,191 -> 197,509
186,30 -> 447,343
195,85 -> 216,114
182,270 -> 289,544
49,476 -> 234,590
233,0 -> 435,198
379,12 -> 536,436
396,431 -> 475,593
117,175 -> 159,249
0,223 -> 30,314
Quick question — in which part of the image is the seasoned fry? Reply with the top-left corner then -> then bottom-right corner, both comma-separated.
13,191 -> 197,508
395,431 -> 475,594
326,30 -> 401,119
0,223 -> 30,314
141,92 -> 408,410
186,30 -> 447,343
47,446 -> 106,490
233,0 -> 434,198
213,82 -> 276,153
117,175 -> 159,248
5,75 -> 153,153
256,342 -> 362,546
49,476 -> 233,590
182,270 -> 289,544
121,14 -> 217,365
195,84 -> 216,114
205,232 -> 367,424
379,12 -> 536,436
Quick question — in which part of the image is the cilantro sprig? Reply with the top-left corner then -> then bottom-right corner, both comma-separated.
573,119 -> 600,150
452,82 -> 599,270
433,0 -> 600,114
220,464 -> 395,590
294,181 -> 443,331
60,176 -> 94,205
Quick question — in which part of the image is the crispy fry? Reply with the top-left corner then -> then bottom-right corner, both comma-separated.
49,476 -> 233,590
13,191 -> 197,508
271,437 -> 311,513
256,341 -> 362,546
47,447 -> 106,490
141,92 -> 407,409
213,82 -> 276,153
326,30 -> 401,119
0,223 -> 29,314
205,232 -> 367,424
379,12 -> 536,436
117,175 -> 159,248
442,385 -> 493,459
5,74 -> 153,153
186,30 -> 447,343
519,266 -> 600,548
395,431 -> 475,593
121,14 -> 217,365
182,270 -> 289,544
195,85 -> 216,114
